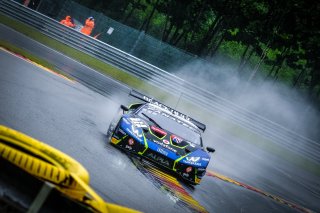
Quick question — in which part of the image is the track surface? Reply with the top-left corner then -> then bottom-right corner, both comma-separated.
1,24 -> 319,212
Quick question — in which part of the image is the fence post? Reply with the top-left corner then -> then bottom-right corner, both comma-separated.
27,182 -> 54,213
129,30 -> 144,54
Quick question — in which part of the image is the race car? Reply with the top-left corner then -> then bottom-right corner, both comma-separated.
107,90 -> 215,185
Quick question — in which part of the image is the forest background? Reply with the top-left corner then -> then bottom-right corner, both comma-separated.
74,0 -> 319,107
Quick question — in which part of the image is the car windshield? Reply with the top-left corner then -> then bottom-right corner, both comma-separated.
137,104 -> 202,146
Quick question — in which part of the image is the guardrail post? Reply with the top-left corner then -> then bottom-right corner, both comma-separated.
129,30 -> 145,54
27,182 -> 54,213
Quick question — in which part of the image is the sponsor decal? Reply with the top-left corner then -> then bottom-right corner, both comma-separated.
125,128 -> 143,142
152,140 -> 177,153
163,139 -> 170,145
142,96 -> 191,121
144,107 -> 161,115
197,167 -> 206,171
125,145 -> 132,150
202,158 -> 210,162
147,153 -> 170,167
182,160 -> 201,166
157,148 -> 168,156
132,125 -> 143,138
143,105 -> 197,132
182,158 -> 201,166
186,157 -> 200,162
160,112 -> 193,130
182,173 -> 190,178
151,126 -> 167,136
128,138 -> 134,146
143,96 -> 153,102
171,135 -> 182,143
186,166 -> 193,173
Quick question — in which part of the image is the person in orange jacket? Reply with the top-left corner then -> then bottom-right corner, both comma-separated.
60,15 -> 76,28
81,17 -> 95,36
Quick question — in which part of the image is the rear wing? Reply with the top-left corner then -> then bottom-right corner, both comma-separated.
129,90 -> 206,132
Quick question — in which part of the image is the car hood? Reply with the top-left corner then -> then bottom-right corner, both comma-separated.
121,114 -> 210,166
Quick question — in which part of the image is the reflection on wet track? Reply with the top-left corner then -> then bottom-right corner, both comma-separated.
131,157 -> 208,213
206,171 -> 313,213
130,153 -> 313,213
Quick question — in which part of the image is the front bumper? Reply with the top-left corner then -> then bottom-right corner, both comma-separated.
110,124 -> 206,185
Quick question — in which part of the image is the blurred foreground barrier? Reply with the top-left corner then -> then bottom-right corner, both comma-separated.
0,125 -> 139,213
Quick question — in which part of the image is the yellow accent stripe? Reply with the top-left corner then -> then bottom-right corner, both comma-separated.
111,136 -> 126,145
138,135 -> 148,155
173,153 -> 191,172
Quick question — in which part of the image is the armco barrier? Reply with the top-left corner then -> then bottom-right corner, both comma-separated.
0,0 -> 319,163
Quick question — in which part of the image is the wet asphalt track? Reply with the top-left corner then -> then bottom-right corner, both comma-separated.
1,24 -> 320,213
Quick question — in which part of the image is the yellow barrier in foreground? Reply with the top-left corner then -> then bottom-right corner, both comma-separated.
0,125 -> 139,213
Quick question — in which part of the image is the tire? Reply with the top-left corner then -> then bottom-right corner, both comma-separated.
106,107 -> 123,142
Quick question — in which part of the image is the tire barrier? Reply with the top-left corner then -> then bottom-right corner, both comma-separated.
0,125 -> 139,213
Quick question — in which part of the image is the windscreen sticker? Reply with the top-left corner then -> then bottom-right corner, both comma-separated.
142,96 -> 191,121
144,107 -> 196,132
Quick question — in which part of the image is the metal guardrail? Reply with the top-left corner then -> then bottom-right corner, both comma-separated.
0,0 -> 319,163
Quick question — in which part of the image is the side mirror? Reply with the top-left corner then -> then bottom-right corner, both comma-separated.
206,147 -> 215,153
120,105 -> 129,111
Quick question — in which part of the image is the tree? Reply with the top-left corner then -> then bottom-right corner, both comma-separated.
73,0 -> 320,103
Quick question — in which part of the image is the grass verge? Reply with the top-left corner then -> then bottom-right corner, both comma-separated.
0,40 -> 75,80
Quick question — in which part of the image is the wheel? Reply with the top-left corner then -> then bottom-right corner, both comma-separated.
106,107 -> 123,142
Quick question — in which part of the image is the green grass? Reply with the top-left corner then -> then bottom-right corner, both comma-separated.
1,13 -> 319,176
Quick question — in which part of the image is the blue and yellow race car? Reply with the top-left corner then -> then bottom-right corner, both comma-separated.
107,90 -> 215,184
